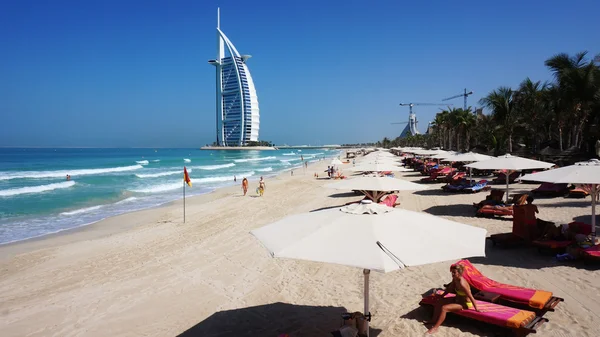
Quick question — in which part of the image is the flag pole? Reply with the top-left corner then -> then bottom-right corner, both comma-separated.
183,175 -> 186,223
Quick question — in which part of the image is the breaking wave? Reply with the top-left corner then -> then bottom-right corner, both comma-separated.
195,163 -> 235,170
233,156 -> 276,163
135,169 -> 191,178
60,205 -> 103,216
0,181 -> 76,197
0,165 -> 143,181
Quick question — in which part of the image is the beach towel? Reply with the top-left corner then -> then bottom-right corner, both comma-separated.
379,194 -> 398,207
420,290 -> 536,329
452,260 -> 553,310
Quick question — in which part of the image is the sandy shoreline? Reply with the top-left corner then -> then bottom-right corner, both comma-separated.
1,155 -> 599,336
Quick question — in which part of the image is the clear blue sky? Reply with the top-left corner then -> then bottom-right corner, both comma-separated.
1,0 -> 598,147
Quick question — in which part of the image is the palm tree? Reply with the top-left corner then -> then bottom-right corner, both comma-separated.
545,52 -> 600,148
514,78 -> 549,152
431,113 -> 447,148
480,87 -> 518,153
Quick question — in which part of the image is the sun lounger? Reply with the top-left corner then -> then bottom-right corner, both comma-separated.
443,171 -> 466,183
567,187 -> 589,198
531,222 -> 592,253
419,289 -> 547,335
487,205 -> 540,247
379,194 -> 399,208
463,180 -> 490,193
476,205 -> 513,217
492,172 -> 520,184
531,183 -> 569,197
581,245 -> 600,263
451,260 -> 563,313
420,167 -> 454,182
442,183 -> 468,192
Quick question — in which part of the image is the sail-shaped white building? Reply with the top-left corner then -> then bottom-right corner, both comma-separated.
208,9 -> 260,146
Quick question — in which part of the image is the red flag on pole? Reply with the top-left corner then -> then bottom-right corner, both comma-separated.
184,167 -> 192,187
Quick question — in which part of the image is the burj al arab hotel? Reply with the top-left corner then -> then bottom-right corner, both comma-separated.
208,9 -> 260,146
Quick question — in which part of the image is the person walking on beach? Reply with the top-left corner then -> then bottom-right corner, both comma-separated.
234,175 -> 237,182
242,177 -> 248,196
258,176 -> 266,196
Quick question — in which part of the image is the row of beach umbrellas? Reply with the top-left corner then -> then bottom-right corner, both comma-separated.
250,149 -> 599,335
250,150 -> 488,336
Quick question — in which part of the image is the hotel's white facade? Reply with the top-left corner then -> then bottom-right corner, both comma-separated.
208,9 -> 260,146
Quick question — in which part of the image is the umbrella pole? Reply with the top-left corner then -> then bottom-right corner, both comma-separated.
505,171 -> 511,203
363,269 -> 370,337
469,167 -> 473,186
593,185 -> 598,242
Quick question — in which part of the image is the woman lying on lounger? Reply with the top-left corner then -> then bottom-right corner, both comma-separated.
426,264 -> 480,334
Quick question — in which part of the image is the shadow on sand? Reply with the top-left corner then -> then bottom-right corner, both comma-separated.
176,302 -> 382,337
413,189 -> 452,197
422,204 -> 495,219
470,241 -> 600,271
328,192 -> 361,198
572,214 -> 600,224
538,200 -> 592,208
310,205 -> 346,212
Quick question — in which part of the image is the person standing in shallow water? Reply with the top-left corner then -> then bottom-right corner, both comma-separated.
242,177 -> 248,196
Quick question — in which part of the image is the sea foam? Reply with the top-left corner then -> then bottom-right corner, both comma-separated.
0,165 -> 143,181
136,160 -> 149,165
60,205 -> 103,216
115,197 -> 138,204
195,163 -> 235,170
233,156 -> 276,163
184,158 -> 191,163
130,182 -> 182,193
135,169 -> 191,178
0,181 -> 76,197
197,171 -> 255,183
258,167 -> 273,172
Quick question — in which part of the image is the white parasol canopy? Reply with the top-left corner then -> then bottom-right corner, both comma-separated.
442,152 -> 493,163
442,152 -> 494,185
325,176 -> 427,201
464,154 -> 554,171
465,154 -> 555,202
521,159 -> 600,238
251,205 -> 487,336
331,158 -> 344,166
349,163 -> 410,173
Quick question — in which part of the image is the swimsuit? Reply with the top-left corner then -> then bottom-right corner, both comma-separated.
455,287 -> 474,309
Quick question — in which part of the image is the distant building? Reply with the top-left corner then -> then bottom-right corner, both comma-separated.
399,112 -> 419,138
208,9 -> 260,146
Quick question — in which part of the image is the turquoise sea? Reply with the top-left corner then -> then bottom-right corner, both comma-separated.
0,148 -> 337,244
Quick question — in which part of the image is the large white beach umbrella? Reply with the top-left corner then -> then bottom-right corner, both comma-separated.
251,203 -> 487,336
325,176 -> 427,201
331,158 -> 344,166
442,152 -> 493,163
465,154 -> 555,202
442,152 -> 494,185
349,163 -> 410,173
521,159 -> 600,239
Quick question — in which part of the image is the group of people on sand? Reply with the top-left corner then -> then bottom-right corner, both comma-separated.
241,176 -> 265,197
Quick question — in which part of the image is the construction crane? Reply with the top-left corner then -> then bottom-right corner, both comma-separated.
442,88 -> 473,110
393,102 -> 451,137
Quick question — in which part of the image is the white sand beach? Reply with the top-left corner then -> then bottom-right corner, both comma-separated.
1,157 -> 599,337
